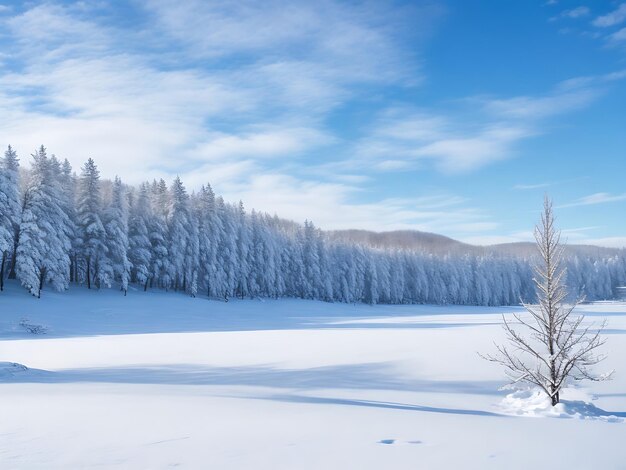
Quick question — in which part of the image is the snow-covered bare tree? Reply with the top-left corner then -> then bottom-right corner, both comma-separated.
485,197 -> 611,405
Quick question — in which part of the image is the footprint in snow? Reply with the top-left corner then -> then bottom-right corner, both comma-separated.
378,439 -> 422,445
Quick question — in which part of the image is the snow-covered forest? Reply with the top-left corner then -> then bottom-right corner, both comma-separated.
1,145 -> 625,304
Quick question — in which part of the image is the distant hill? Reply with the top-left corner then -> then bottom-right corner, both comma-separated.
327,229 -> 472,254
328,229 -> 623,258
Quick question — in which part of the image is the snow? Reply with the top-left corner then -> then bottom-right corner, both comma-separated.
1,281 -> 626,469
500,388 -> 624,422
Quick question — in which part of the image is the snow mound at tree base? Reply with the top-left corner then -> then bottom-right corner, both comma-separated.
500,389 -> 623,422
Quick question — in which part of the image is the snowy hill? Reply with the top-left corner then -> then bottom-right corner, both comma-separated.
329,229 -> 624,258
328,229 -> 470,254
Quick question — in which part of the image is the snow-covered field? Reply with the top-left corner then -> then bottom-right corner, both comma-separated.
1,282 -> 626,469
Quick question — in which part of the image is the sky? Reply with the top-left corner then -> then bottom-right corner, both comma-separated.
0,0 -> 625,247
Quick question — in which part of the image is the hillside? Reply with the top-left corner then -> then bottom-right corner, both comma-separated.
329,229 -> 624,258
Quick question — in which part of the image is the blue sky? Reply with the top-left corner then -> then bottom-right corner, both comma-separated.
0,1 -> 625,246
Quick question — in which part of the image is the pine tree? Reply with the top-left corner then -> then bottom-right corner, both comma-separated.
15,146 -> 71,297
235,201 -> 250,299
128,183 -> 152,290
167,177 -> 192,293
0,146 -> 21,290
105,177 -> 132,294
150,179 -> 171,289
197,184 -> 222,298
59,159 -> 79,283
216,196 -> 236,300
77,158 -> 110,289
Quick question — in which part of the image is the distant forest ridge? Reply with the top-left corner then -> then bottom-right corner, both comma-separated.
1,146 -> 625,305
328,229 -> 622,258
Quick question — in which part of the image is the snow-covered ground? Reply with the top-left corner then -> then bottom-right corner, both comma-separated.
1,282 -> 625,469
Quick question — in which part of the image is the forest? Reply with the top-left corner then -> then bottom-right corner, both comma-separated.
1,145 -> 625,305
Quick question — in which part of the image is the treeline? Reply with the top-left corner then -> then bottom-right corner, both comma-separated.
1,145 -> 625,305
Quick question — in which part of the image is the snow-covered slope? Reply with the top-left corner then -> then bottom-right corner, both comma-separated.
1,281 -> 625,469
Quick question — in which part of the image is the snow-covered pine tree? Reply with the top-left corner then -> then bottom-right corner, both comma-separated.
5,150 -> 626,306
235,201 -> 250,299
77,158 -> 111,289
59,159 -> 79,283
105,177 -> 132,294
0,145 -> 21,290
167,177 -> 192,293
196,184 -> 221,298
302,220 -> 321,299
128,183 -> 152,290
16,146 -> 72,297
149,179 -> 171,289
216,196 -> 236,300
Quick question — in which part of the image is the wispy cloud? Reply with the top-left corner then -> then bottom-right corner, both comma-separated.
217,173 -> 495,233
593,3 -> 626,27
513,176 -> 589,191
349,107 -> 532,174
514,183 -> 552,190
550,6 -> 590,21
342,72 -> 616,175
559,192 -> 626,208
0,1 -> 431,181
610,27 -> 626,42
0,1 -> 623,242
0,0 -> 475,234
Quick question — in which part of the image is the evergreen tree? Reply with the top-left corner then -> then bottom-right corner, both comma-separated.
105,177 -> 132,294
128,183 -> 152,290
77,158 -> 110,289
15,146 -> 71,297
167,177 -> 192,293
0,145 -> 21,290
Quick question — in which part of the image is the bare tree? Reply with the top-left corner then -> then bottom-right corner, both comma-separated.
485,196 -> 611,406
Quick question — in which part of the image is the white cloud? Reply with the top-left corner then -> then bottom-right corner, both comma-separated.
344,71 -> 623,175
0,1 -> 622,243
559,192 -> 626,208
415,125 -> 532,172
551,6 -> 590,21
593,3 -> 626,27
214,172 -> 495,233
564,6 -> 590,18
351,109 -> 533,174
0,1 -> 428,186
0,0 -> 487,237
610,27 -> 626,42
514,182 -> 551,190
484,88 -> 598,119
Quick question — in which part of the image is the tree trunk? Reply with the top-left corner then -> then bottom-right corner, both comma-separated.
0,251 -> 6,291
69,253 -> 75,283
8,235 -> 18,279
86,258 -> 91,289
551,391 -> 559,406
38,267 -> 46,299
